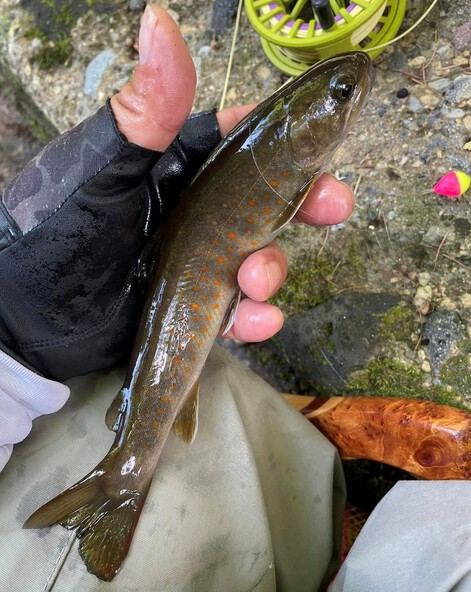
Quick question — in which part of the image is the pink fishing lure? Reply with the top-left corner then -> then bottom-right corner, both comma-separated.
433,171 -> 471,198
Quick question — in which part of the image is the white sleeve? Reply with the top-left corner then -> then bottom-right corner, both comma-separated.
0,349 -> 70,471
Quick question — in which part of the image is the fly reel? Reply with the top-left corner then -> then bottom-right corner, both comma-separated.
244,0 -> 407,75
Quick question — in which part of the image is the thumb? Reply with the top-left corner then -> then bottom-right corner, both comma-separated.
110,6 -> 196,152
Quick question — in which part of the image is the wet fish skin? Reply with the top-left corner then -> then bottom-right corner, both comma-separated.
24,52 -> 374,581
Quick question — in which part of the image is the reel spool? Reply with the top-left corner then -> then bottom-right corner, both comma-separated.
245,0 -> 407,76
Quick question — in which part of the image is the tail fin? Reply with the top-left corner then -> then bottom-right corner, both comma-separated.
24,467 -> 151,581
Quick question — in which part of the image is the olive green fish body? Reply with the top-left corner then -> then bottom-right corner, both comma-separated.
24,52 -> 374,581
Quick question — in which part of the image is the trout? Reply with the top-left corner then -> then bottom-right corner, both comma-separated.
25,52 -> 374,580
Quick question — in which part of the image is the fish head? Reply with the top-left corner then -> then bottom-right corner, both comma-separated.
288,52 -> 374,173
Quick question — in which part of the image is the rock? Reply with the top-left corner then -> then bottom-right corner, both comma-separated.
408,56 -> 427,68
427,78 -> 452,92
446,76 -> 471,104
452,22 -> 471,52
211,0 -> 238,37
414,285 -> 433,310
84,50 -> 117,99
128,0 -> 145,11
408,97 -> 424,113
419,93 -> 441,108
463,115 -> 471,131
422,311 -> 465,377
445,108 -> 466,119
265,292 -> 402,394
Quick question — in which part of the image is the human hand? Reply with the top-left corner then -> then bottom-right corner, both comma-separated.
0,6 -> 353,383
113,7 -> 355,344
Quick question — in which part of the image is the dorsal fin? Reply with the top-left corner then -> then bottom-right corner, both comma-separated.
173,379 -> 200,444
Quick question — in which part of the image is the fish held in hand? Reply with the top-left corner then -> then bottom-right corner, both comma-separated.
24,52 -> 374,581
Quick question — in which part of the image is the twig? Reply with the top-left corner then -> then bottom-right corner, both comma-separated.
433,232 -> 449,270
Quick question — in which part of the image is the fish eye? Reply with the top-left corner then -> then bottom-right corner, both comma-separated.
329,75 -> 356,101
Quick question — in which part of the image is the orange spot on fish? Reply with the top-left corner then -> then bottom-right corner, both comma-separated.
216,256 -> 226,264
170,383 -> 177,390
173,356 -> 181,364
213,303 -> 220,310
248,199 -> 256,207
193,315 -> 199,322
200,275 -> 207,282
213,239 -> 219,246
192,303 -> 199,311
269,179 -> 278,188
193,285 -> 201,293
201,264 -> 208,272
151,420 -> 159,429
202,326 -> 208,333
250,240 -> 257,247
214,292 -> 221,299
239,250 -> 247,258
202,295 -> 209,302
161,396 -> 169,403
263,207 -> 273,215
276,198 -> 284,206
206,315 -> 212,321
214,279 -> 222,286
263,194 -> 270,201
282,170 -> 290,177
197,341 -> 203,347
226,246 -> 234,253
227,231 -> 237,240
156,408 -> 163,415
246,217 -> 254,224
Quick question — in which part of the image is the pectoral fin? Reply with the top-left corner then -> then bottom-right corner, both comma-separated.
271,173 -> 320,233
220,290 -> 241,336
173,380 -> 200,444
105,391 -> 126,432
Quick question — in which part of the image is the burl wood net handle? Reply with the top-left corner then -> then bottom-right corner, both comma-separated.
283,395 -> 471,480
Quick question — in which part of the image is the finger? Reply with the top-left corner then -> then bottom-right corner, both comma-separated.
294,173 -> 355,226
110,6 -> 196,151
222,299 -> 284,342
237,242 -> 288,302
216,103 -> 258,137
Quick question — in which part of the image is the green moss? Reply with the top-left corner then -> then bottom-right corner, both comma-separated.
440,354 -> 471,400
270,253 -> 336,316
344,239 -> 367,280
347,357 -> 461,407
378,303 -> 417,342
21,0 -> 83,69
32,37 -> 73,70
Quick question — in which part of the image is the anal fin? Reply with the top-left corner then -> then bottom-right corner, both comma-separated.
173,380 -> 200,444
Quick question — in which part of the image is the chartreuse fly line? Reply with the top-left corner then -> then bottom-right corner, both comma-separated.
365,0 -> 439,53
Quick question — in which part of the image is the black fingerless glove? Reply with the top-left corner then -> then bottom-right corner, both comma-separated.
0,102 -> 221,381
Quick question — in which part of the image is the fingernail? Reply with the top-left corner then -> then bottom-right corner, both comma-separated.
139,6 -> 158,65
265,261 -> 283,293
